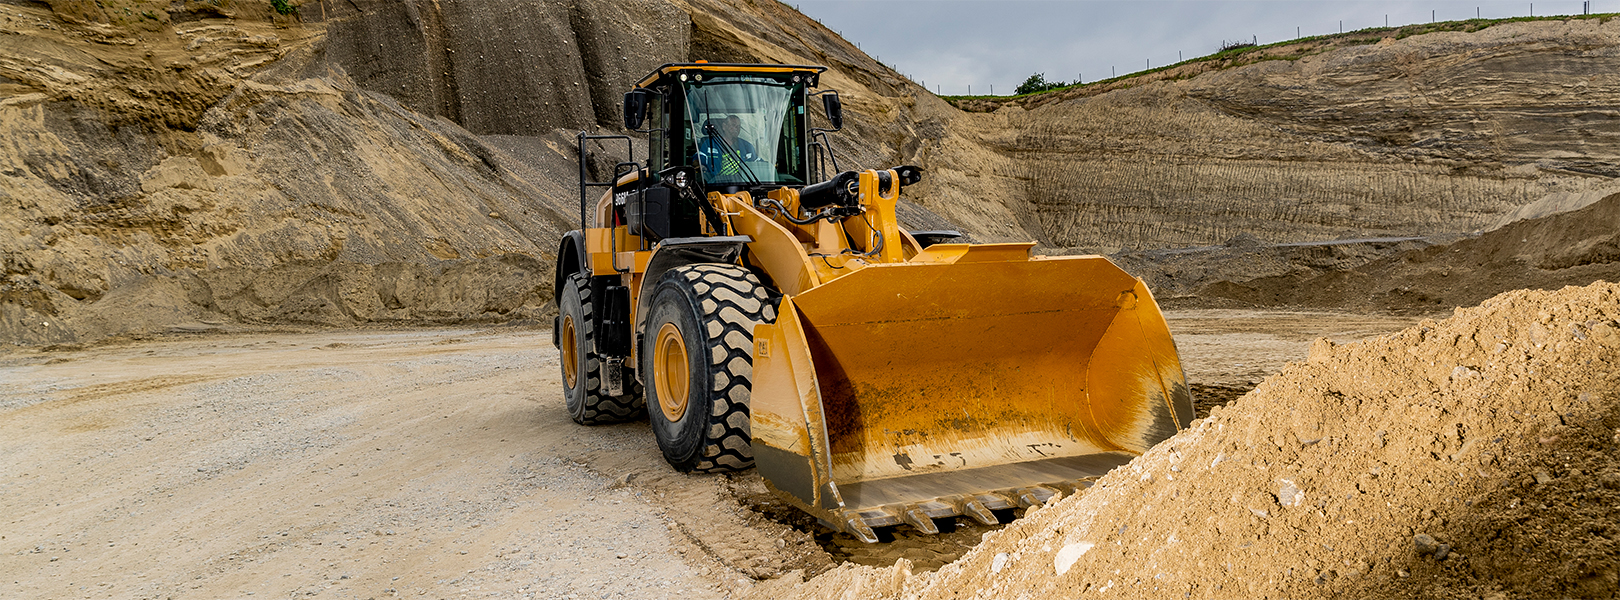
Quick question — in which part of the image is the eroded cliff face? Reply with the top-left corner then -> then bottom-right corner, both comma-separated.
1,2 -> 585,346
917,19 -> 1620,249
3,0 -> 1618,346
0,0 -> 941,346
323,0 -> 688,135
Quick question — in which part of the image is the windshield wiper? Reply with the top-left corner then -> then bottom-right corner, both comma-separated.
702,121 -> 761,187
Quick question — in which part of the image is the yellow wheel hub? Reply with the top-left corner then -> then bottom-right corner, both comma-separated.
654,322 -> 691,421
560,315 -> 578,388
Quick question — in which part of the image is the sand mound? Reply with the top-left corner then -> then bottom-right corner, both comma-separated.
757,281 -> 1620,599
1110,235 -> 1449,301
1205,192 -> 1620,313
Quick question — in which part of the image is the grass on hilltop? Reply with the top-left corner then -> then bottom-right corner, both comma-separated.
939,13 -> 1617,102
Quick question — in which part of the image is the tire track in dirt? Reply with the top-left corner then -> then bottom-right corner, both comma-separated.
0,327 -> 727,600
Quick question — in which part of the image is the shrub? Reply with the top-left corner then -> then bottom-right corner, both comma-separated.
1014,73 -> 1067,96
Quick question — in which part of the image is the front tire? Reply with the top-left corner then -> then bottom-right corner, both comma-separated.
559,274 -> 643,424
642,264 -> 777,472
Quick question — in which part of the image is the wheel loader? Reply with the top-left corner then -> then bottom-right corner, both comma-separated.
553,62 -> 1194,542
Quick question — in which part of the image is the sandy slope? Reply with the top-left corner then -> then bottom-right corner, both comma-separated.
758,282 -> 1620,600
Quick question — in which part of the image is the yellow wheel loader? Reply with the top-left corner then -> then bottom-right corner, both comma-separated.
554,62 -> 1194,542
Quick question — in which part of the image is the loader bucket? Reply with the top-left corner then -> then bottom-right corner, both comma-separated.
748,245 -> 1193,541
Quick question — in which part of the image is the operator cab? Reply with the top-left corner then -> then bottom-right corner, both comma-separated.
600,63 -> 847,243
627,63 -> 832,195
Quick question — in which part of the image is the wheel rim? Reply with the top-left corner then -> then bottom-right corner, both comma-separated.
560,315 -> 578,388
654,322 -> 691,421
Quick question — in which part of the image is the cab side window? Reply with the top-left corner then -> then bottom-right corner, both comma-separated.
647,93 -> 665,170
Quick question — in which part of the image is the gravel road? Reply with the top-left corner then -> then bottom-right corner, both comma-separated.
0,311 -> 1418,599
0,326 -> 733,600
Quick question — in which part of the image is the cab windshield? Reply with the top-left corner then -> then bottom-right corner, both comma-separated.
684,75 -> 807,187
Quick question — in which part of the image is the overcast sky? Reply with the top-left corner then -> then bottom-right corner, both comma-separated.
793,0 -> 1603,95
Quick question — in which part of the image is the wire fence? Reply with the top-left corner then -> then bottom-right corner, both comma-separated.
788,1 -> 1610,97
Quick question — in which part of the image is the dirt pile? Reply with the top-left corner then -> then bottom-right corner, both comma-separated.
755,281 -> 1620,599
1203,192 -> 1620,313
1108,234 -> 1453,301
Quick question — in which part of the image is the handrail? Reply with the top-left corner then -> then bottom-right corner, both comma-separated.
576,133 -> 634,230
576,133 -> 639,274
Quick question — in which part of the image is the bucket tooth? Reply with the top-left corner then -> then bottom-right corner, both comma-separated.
1014,488 -> 1040,508
858,506 -> 902,528
1047,481 -> 1083,497
841,509 -> 879,544
900,505 -> 939,535
919,500 -> 957,519
954,497 -> 999,526
1015,485 -> 1059,508
978,492 -> 1017,511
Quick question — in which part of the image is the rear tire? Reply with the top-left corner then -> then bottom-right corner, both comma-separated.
642,264 -> 777,472
559,274 -> 643,425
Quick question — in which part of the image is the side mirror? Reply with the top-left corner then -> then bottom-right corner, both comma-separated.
623,90 -> 650,130
821,92 -> 844,131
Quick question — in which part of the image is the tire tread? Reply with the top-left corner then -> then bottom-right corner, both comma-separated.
564,274 -> 643,425
659,264 -> 775,473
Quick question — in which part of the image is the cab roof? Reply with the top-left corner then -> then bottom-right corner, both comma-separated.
635,62 -> 828,89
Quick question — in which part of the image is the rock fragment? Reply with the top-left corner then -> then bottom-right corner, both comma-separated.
1600,471 -> 1620,490
1276,479 -> 1303,507
1413,533 -> 1440,555
991,552 -> 1009,574
1053,542 -> 1094,575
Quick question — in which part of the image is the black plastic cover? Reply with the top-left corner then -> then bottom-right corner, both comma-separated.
598,285 -> 632,358
626,187 -> 672,241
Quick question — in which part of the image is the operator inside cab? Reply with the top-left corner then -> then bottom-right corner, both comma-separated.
697,115 -> 757,181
